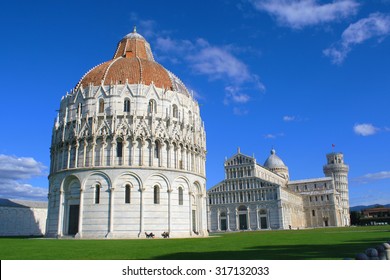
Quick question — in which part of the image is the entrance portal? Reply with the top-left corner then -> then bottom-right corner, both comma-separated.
220,219 -> 227,230
239,214 -> 248,230
68,205 -> 79,235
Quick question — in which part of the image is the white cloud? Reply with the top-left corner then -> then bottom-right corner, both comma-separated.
352,171 -> 390,184
0,154 -> 46,180
0,154 -> 47,201
283,115 -> 296,122
0,180 -> 47,201
264,132 -> 285,139
251,0 -> 359,29
353,123 -> 379,136
186,40 -> 253,84
233,107 -> 249,116
154,35 -> 265,112
324,13 -> 390,64
224,86 -> 251,105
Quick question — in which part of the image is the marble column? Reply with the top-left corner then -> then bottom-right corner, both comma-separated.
106,187 -> 115,238
57,190 -> 64,237
75,188 -> 84,238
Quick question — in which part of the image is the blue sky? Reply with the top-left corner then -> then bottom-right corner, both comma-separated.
0,0 -> 389,206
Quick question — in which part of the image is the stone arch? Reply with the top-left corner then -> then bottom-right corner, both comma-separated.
191,180 -> 202,195
81,171 -> 111,191
114,171 -> 142,191
145,173 -> 171,192
172,176 -> 190,207
82,172 -> 112,210
60,175 -> 82,236
115,172 -> 143,206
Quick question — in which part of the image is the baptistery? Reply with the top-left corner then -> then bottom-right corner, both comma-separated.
46,28 -> 207,238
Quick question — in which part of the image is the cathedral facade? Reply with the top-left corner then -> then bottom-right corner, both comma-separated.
46,29 -> 208,239
207,149 -> 350,232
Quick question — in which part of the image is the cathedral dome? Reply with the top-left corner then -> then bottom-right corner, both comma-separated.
264,149 -> 289,180
75,28 -> 189,95
264,149 -> 286,169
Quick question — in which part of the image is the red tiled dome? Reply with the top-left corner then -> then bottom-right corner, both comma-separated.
75,28 -> 184,92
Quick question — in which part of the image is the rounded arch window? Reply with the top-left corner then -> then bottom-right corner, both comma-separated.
172,104 -> 178,118
178,187 -> 184,205
124,98 -> 130,113
153,185 -> 160,204
154,140 -> 160,159
94,183 -> 101,204
148,99 -> 157,114
125,184 -> 131,204
98,99 -> 105,113
77,103 -> 83,115
116,138 -> 123,158
188,111 -> 192,124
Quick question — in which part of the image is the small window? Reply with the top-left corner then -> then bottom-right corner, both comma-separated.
77,103 -> 83,115
98,99 -> 105,113
125,184 -> 131,204
95,184 -> 100,204
148,99 -> 157,114
124,99 -> 130,112
154,185 -> 160,204
172,104 -> 178,118
117,140 -> 123,157
178,187 -> 183,205
312,210 -> 315,217
154,141 -> 159,159
188,111 -> 192,124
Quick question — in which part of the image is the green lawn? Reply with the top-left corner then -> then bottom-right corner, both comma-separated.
1,226 -> 389,260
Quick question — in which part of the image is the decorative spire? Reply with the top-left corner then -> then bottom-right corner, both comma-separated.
133,25 -> 137,33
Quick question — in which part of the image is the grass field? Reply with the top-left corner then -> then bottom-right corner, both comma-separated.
1,226 -> 389,260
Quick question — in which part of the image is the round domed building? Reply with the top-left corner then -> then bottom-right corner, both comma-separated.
46,28 -> 208,238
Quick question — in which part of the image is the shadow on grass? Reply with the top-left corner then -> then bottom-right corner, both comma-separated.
153,238 -> 387,260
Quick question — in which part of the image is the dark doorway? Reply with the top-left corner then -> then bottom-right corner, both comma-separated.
220,219 -> 227,231
260,217 -> 268,229
239,214 -> 247,230
68,205 -> 79,235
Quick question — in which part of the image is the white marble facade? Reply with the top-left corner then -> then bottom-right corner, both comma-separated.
46,29 -> 207,239
208,149 -> 350,232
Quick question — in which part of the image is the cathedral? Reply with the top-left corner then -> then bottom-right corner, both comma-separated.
207,148 -> 350,231
46,28 -> 208,238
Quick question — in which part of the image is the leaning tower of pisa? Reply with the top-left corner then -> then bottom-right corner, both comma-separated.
323,152 -> 350,226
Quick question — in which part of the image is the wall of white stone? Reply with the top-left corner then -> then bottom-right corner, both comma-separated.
46,168 -> 207,238
0,206 -> 47,236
